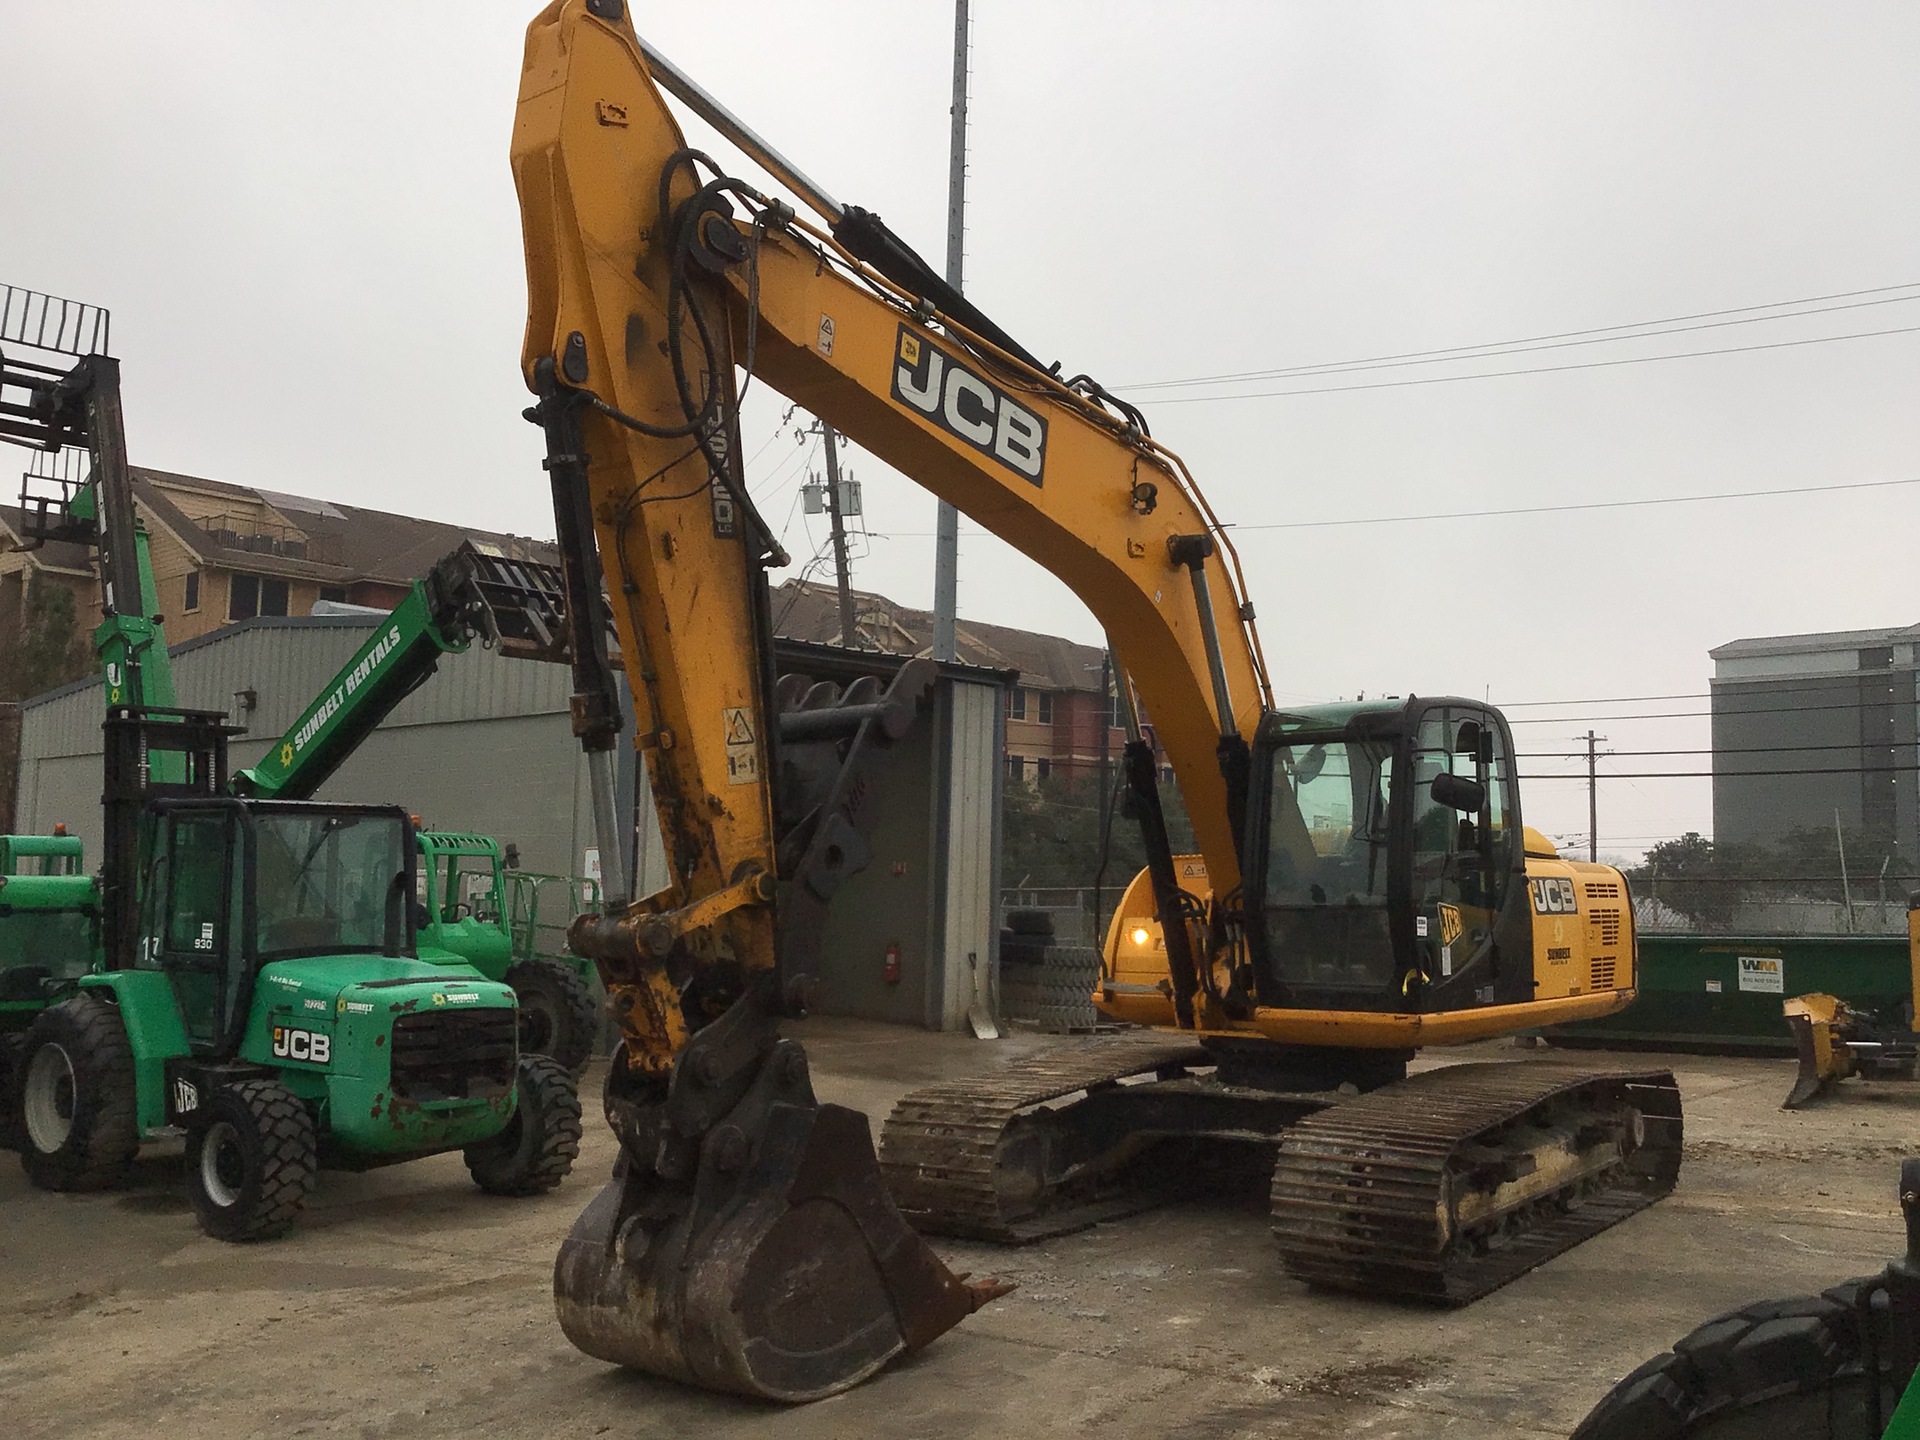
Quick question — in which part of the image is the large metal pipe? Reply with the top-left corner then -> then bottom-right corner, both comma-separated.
587,746 -> 630,911
1168,535 -> 1236,740
632,31 -> 844,225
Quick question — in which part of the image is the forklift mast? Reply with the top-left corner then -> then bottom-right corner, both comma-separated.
2,284 -> 214,969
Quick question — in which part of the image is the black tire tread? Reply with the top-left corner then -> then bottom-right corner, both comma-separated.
0,1032 -> 25,1152
191,1079 -> 317,1242
464,1054 -> 582,1196
17,994 -> 138,1192
1571,1278 -> 1904,1440
504,957 -> 600,1074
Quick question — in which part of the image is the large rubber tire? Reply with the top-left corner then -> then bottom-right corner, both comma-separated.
16,995 -> 138,1192
1035,945 -> 1102,1031
186,1079 -> 317,1242
0,1032 -> 25,1152
505,958 -> 599,1075
463,1054 -> 582,1197
1571,1279 -> 1907,1439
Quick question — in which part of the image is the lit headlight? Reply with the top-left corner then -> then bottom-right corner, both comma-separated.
1130,926 -> 1151,947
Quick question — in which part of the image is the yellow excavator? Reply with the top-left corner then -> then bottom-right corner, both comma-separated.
510,0 -> 1683,1402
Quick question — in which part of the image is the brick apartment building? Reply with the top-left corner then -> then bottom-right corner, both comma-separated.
0,467 -> 554,645
770,578 -> 1126,783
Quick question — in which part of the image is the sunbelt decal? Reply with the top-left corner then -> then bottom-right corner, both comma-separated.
271,1026 -> 331,1065
284,623 -> 405,764
891,325 -> 1047,484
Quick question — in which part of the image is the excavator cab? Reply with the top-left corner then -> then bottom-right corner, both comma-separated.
1245,697 -> 1534,1016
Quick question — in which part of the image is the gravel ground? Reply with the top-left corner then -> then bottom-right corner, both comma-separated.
3,1019 -> 1915,1439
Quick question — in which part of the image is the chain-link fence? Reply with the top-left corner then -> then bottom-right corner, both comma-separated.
1000,886 -> 1109,948
1634,877 -> 1912,937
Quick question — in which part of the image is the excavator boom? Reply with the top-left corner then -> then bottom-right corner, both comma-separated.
510,0 -> 1678,1400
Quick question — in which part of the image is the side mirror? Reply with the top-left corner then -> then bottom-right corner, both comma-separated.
1431,772 -> 1485,813
1292,744 -> 1328,784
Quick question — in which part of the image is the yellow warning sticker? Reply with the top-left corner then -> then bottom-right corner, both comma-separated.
899,330 -> 920,366
723,707 -> 759,785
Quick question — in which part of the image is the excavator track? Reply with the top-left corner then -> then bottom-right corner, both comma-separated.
879,1035 -> 1211,1242
1269,1061 -> 1683,1304
885,1043 -> 1682,1305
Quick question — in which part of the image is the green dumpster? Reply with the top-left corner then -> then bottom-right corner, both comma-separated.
1544,932 -> 1914,1053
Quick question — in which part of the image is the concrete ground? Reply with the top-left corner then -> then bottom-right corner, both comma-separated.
3,1021 -> 1916,1440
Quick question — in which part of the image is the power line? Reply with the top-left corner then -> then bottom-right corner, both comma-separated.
1124,284 -> 1920,391
1524,763 -> 1920,779
1146,321 -> 1920,406
1496,680 -> 1909,708
1506,696 -> 1907,723
1523,745 -> 1903,760
1232,474 -> 1920,533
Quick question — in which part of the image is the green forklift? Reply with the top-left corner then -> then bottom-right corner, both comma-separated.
217,533 -> 604,1073
414,829 -> 600,1073
0,830 -> 99,1146
2,294 -> 582,1238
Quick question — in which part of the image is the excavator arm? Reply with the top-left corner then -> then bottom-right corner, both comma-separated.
512,0 -> 1272,1401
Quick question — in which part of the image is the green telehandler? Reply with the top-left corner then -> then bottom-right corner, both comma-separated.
218,548 -> 604,1073
1,288 -> 582,1238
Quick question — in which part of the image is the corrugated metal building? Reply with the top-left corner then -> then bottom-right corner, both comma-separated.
13,618 -> 1007,1030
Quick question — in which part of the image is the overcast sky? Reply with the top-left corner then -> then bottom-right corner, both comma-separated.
6,2 -> 1919,860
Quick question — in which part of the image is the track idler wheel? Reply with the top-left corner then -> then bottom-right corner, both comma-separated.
554,1036 -> 1007,1401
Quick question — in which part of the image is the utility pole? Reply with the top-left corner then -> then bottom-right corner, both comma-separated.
1586,730 -> 1604,862
1098,649 -> 1113,837
931,0 -> 969,663
820,426 -> 856,648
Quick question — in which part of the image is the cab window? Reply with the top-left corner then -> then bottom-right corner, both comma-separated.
1409,707 -> 1516,962
1261,735 -> 1396,991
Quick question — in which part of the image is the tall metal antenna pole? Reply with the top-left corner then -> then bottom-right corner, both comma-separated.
931,0 -> 969,663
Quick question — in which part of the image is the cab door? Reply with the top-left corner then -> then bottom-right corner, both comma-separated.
139,807 -> 247,1054
1405,704 -> 1531,1008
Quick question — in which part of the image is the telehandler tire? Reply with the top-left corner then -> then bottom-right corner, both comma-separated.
463,1054 -> 581,1196
0,1032 -> 25,1152
505,958 -> 599,1074
186,1079 -> 317,1242
16,995 -> 138,1192
1571,1278 -> 1906,1439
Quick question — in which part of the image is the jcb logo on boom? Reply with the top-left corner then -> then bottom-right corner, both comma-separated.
271,1026 -> 331,1066
1530,877 -> 1578,915
891,326 -> 1048,484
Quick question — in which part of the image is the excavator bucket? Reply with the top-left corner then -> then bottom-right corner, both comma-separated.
554,1036 -> 1004,1401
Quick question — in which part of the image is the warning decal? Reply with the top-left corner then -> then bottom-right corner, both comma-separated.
724,707 -> 759,786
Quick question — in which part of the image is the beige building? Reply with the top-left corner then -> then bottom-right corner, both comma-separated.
1,467 -> 554,645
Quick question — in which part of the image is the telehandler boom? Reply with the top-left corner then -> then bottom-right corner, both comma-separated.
511,0 -> 1681,1400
